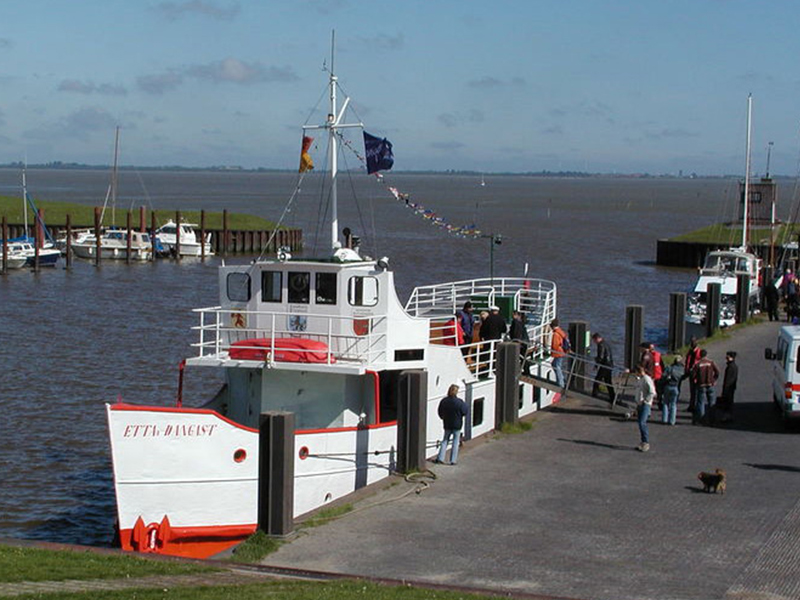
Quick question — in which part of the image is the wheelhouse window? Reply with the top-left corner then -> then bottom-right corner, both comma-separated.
348,276 -> 379,307
315,272 -> 337,305
261,271 -> 282,303
227,272 -> 251,302
288,271 -> 310,304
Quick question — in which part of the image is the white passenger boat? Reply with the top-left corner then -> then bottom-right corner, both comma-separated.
71,229 -> 153,261
106,51 -> 561,559
155,220 -> 213,257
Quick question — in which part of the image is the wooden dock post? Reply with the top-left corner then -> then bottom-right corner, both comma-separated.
94,207 -> 102,267
150,212 -> 157,261
175,211 -> 181,260
705,282 -> 721,338
65,214 -> 72,269
126,211 -> 132,265
397,370 -> 428,473
567,321 -> 589,394
735,274 -> 750,324
222,209 -> 229,257
139,206 -> 145,232
2,216 -> 7,274
258,411 -> 295,537
624,305 -> 644,371
200,210 -> 206,260
495,341 -> 521,427
33,209 -> 42,272
668,292 -> 687,352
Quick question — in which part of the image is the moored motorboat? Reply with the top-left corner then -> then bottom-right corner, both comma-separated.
155,220 -> 213,257
5,241 -> 61,268
71,229 -> 153,261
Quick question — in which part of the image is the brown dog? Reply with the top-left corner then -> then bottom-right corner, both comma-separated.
698,468 -> 726,494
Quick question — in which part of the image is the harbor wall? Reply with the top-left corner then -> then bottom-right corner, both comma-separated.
657,239 -> 779,268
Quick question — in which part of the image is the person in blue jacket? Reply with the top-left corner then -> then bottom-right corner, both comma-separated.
435,384 -> 469,465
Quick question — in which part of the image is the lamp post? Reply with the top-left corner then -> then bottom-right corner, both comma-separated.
482,233 -> 503,283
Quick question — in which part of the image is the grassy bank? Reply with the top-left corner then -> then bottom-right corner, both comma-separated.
0,543 -> 506,599
0,196 -> 277,230
671,223 -> 797,245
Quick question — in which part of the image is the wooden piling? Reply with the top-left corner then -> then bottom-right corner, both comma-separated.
200,210 -> 206,260
222,209 -> 229,257
175,211 -> 181,260
2,216 -> 7,274
34,209 -> 41,272
126,211 -> 132,265
151,212 -> 157,261
65,214 -> 72,269
139,206 -> 145,232
94,207 -> 102,267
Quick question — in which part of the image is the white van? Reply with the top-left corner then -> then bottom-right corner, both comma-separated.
764,325 -> 800,425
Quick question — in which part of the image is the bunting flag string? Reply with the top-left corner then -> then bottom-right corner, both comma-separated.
334,132 -> 483,239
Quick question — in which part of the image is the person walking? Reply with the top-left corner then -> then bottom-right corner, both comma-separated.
478,305 -> 506,377
635,365 -> 656,452
435,384 -> 469,465
718,351 -> 739,423
550,319 -> 569,389
691,349 -> 720,425
591,332 -> 616,403
764,280 -> 780,322
661,356 -> 684,426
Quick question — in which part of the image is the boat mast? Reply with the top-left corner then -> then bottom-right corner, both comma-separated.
742,94 -> 752,250
303,31 -> 363,251
111,126 -> 120,226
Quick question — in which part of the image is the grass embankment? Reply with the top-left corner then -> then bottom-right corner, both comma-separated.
0,543 -> 506,600
671,223 -> 797,244
0,195 -> 277,230
0,545 -> 215,583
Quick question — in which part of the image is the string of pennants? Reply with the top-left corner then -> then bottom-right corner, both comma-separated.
299,132 -> 483,239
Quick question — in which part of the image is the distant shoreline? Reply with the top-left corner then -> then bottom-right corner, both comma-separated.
0,164 -> 785,180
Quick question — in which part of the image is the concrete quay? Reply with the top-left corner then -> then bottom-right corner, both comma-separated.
264,319 -> 800,600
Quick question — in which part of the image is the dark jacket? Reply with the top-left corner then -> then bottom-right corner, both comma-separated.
722,361 -> 738,396
509,318 -> 529,344
595,340 -> 613,367
480,312 -> 507,341
438,394 -> 469,431
457,309 -> 474,341
692,357 -> 720,387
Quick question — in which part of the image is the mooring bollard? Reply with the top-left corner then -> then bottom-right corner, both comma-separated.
735,273 -> 750,323
668,292 -> 687,353
397,370 -> 427,473
624,305 -> 644,371
706,282 -> 721,338
567,321 -> 589,394
258,411 -> 295,537
495,341 -> 521,426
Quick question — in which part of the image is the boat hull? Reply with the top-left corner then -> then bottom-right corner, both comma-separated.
72,243 -> 152,261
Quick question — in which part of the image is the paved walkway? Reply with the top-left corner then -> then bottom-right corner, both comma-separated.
264,320 -> 800,600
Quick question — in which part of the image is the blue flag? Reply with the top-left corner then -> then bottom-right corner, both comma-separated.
363,131 -> 394,174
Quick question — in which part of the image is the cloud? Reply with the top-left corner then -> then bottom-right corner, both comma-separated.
0,108 -> 5,127
154,1 -> 240,21
0,38 -> 11,49
430,140 -> 465,151
137,58 -> 298,94
644,127 -> 699,140
306,0 -> 348,16
186,58 -> 297,84
137,71 -> 184,95
354,33 -> 404,52
437,113 -> 458,128
541,125 -> 564,136
58,79 -> 127,96
26,107 -> 117,141
467,76 -> 526,89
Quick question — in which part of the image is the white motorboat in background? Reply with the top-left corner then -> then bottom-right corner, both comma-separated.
155,220 -> 213,257
71,230 -> 153,261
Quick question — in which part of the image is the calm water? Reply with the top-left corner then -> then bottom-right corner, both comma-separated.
0,168 -> 751,545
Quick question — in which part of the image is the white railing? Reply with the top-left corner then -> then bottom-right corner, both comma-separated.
191,307 -> 389,365
405,277 -> 556,327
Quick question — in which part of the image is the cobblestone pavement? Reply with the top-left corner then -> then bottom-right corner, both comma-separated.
265,320 -> 800,600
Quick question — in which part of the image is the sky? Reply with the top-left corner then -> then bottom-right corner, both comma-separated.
2,0 -> 800,175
